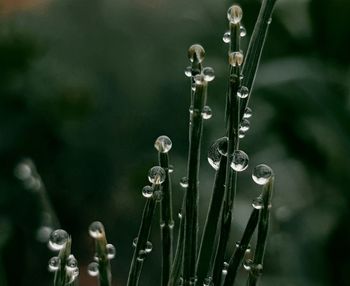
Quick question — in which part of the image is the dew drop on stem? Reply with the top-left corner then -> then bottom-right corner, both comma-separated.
154,135 -> 172,153
237,86 -> 249,98
180,177 -> 189,188
201,106 -> 212,119
222,31 -> 231,43
184,66 -> 192,77
148,166 -> 166,185
227,5 -> 243,24
252,197 -> 263,209
48,229 -> 68,251
87,262 -> 99,277
145,241 -> 153,253
230,150 -> 249,172
239,119 -> 250,132
244,107 -> 252,118
142,185 -> 154,198
229,51 -> 244,67
252,164 -> 274,185
89,221 -> 105,239
240,25 -> 247,37
202,67 -> 215,82
48,256 -> 60,272
188,44 -> 205,63
106,243 -> 116,259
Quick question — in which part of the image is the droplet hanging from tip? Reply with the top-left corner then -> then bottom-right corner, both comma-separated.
154,135 -> 172,153
106,243 -> 116,259
227,5 -> 243,24
252,164 -> 273,185
142,185 -> 154,198
201,106 -> 212,119
48,229 -> 68,251
89,221 -> 105,239
148,166 -> 166,185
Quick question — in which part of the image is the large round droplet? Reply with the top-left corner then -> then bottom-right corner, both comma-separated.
106,244 -> 116,260
87,262 -> 99,277
237,86 -> 249,98
148,166 -> 166,185
188,44 -> 205,63
240,26 -> 247,37
230,150 -> 249,172
243,107 -> 252,118
239,119 -> 250,132
180,177 -> 189,188
145,241 -> 153,253
228,52 -> 244,67
48,229 -> 68,251
48,256 -> 60,272
252,164 -> 273,185
142,185 -> 154,198
66,255 -> 78,271
154,135 -> 172,153
184,66 -> 192,78
227,5 -> 243,24
202,67 -> 215,82
222,31 -> 230,43
201,106 -> 212,119
89,221 -> 105,239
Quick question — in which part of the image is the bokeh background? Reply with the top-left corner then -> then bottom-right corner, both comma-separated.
1,0 -> 350,285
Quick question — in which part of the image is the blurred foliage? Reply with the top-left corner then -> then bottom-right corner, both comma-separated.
0,0 -> 349,285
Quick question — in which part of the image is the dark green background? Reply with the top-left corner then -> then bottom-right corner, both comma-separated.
0,0 -> 349,285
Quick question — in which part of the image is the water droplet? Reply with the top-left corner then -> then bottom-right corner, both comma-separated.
154,135 -> 172,153
251,263 -> 263,276
184,66 -> 192,77
239,119 -> 250,132
137,250 -> 147,261
87,262 -> 99,277
222,261 -> 229,275
230,150 -> 249,172
207,141 -> 221,171
178,209 -> 183,219
168,165 -> 174,173
148,166 -> 166,185
238,129 -> 245,139
267,17 -> 272,24
203,277 -> 213,286
227,5 -> 243,24
235,241 -> 240,248
180,177 -> 189,188
246,245 -> 251,253
153,190 -> 163,202
222,31 -> 230,43
228,51 -> 244,67
194,74 -> 205,85
243,107 -> 252,118
240,26 -> 247,37
67,267 -> 79,283
217,137 -> 228,156
37,226 -> 53,243
191,83 -> 196,91
202,67 -> 215,82
201,106 -> 212,119
244,259 -> 253,271
48,256 -> 60,272
14,162 -> 32,180
252,197 -> 263,209
106,244 -> 116,259
237,86 -> 249,98
66,255 -> 78,271
189,276 -> 198,285
89,221 -> 105,239
145,241 -> 153,253
188,44 -> 205,63
252,164 -> 273,185
133,237 -> 138,247
142,185 -> 154,198
48,229 -> 68,251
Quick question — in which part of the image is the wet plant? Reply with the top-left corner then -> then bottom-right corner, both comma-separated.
15,1 -> 278,285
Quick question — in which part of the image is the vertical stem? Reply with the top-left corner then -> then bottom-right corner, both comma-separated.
159,152 -> 174,286
95,234 -> 112,286
183,81 -> 207,285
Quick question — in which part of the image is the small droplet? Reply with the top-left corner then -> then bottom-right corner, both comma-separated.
267,17 -> 272,24
194,74 -> 205,85
240,26 -> 247,37
201,106 -> 212,119
251,263 -> 263,276
48,256 -> 60,272
148,166 -> 166,185
106,244 -> 116,259
142,186 -> 154,198
145,241 -> 153,253
48,229 -> 68,251
14,162 -> 32,180
178,209 -> 183,219
87,262 -> 99,277
168,165 -> 174,173
238,129 -> 246,139
180,177 -> 189,188
66,255 -> 78,271
237,86 -> 249,98
227,5 -> 243,24
188,44 -> 205,63
137,250 -> 147,261
217,137 -> 228,156
243,107 -> 252,118
133,237 -> 138,247
235,241 -> 240,248
202,67 -> 215,82
154,135 -> 172,153
230,150 -> 249,172
222,31 -> 230,43
228,51 -> 244,67
189,277 -> 198,285
222,261 -> 229,275
252,197 -> 263,209
203,277 -> 213,286
239,119 -> 250,132
243,259 -> 253,271
89,221 -> 105,239
208,141 -> 221,171
184,66 -> 192,77
252,164 -> 273,185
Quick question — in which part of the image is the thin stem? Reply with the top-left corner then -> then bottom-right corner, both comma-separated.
196,156 -> 227,284
127,185 -> 158,286
158,152 -> 174,286
95,233 -> 112,286
247,178 -> 274,286
54,238 -> 71,286
183,80 -> 207,285
240,0 -> 277,120
223,209 -> 260,286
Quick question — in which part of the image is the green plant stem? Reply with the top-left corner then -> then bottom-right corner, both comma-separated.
54,238 -> 71,286
223,209 -> 259,286
127,187 -> 158,286
158,152 -> 174,286
196,156 -> 227,284
247,177 -> 274,286
212,21 -> 241,286
183,80 -> 207,285
240,0 -> 277,120
95,235 -> 112,286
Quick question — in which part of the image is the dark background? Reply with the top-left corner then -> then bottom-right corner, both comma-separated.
0,0 -> 349,285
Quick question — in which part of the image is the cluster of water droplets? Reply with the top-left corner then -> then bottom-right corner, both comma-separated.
243,259 -> 263,276
252,164 -> 274,185
132,238 -> 153,261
